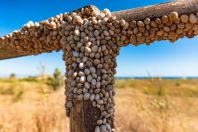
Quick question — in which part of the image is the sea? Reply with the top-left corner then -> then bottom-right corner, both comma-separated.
115,76 -> 198,79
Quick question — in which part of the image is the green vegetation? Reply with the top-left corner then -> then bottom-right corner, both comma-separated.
20,76 -> 39,82
46,68 -> 64,91
0,77 -> 197,103
115,78 -> 198,97
9,73 -> 16,79
0,81 -> 24,102
0,78 -> 197,132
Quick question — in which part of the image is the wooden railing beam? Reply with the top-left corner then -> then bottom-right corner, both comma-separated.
1,1 -> 198,60
112,0 -> 198,21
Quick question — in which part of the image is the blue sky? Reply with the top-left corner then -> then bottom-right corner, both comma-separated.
0,0 -> 198,77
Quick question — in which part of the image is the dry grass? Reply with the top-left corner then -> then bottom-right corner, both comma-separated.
0,78 -> 198,132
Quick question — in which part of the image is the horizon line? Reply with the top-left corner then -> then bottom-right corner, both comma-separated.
1,74 -> 198,79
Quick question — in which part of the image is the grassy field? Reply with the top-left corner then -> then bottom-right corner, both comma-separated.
0,78 -> 198,132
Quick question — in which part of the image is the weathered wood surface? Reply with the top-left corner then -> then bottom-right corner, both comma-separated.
112,0 -> 198,21
0,43 -> 27,60
70,100 -> 101,132
0,1 -> 198,60
0,44 -> 15,59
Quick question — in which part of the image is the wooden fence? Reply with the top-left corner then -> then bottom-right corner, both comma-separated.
0,0 -> 198,131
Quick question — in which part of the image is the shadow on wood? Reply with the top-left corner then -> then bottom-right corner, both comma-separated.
70,100 -> 101,132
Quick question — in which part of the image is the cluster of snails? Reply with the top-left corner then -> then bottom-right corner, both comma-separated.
0,6 -> 98,55
1,5 -> 198,132
1,8 -> 198,54
0,15 -> 62,55
109,12 -> 198,47
62,8 -> 119,132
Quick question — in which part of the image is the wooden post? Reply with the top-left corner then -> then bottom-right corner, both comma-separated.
63,38 -> 119,131
70,100 -> 100,132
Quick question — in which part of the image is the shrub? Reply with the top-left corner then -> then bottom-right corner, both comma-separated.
46,68 -> 63,91
9,73 -> 16,79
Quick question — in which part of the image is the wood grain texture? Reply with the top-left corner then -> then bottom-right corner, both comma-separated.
0,44 -> 27,60
112,0 -> 198,21
70,100 -> 100,132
